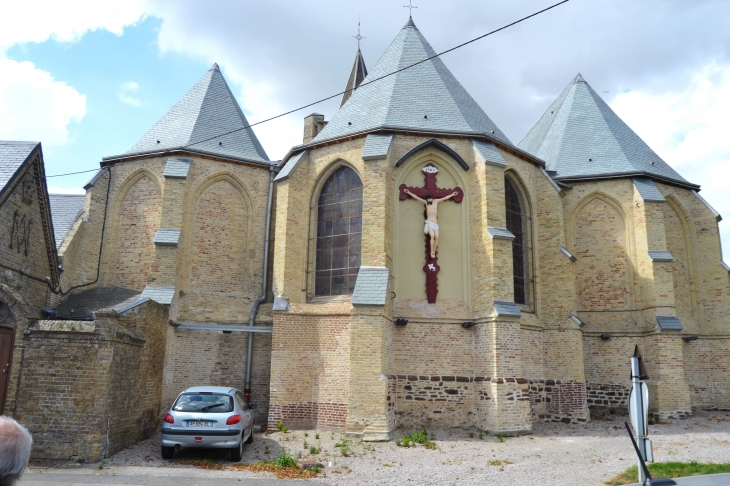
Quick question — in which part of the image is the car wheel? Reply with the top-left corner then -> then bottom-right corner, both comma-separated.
161,446 -> 175,459
230,436 -> 243,462
245,428 -> 254,444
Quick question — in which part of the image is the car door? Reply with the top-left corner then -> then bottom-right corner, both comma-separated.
234,392 -> 253,436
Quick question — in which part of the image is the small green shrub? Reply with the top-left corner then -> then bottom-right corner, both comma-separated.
396,429 -> 436,449
335,438 -> 354,457
270,450 -> 297,469
496,434 -> 505,443
309,446 -> 321,455
315,433 -> 320,439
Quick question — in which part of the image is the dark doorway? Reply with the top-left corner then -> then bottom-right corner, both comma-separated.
0,324 -> 16,415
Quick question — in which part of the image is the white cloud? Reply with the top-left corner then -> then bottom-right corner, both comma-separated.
0,0 -> 145,49
0,0 -> 146,147
0,58 -> 86,145
118,81 -> 142,107
611,62 -> 730,263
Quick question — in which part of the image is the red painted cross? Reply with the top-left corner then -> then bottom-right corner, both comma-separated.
399,163 -> 463,303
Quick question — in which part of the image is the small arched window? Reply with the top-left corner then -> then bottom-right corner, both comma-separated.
315,166 -> 363,296
505,177 -> 531,305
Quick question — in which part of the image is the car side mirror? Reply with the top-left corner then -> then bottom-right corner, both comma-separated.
249,403 -> 257,410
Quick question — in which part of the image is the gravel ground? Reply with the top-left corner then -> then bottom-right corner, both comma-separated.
98,409 -> 730,485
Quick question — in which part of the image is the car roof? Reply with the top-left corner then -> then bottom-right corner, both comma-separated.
182,386 -> 239,394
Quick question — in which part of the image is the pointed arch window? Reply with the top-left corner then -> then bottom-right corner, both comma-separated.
314,166 -> 363,296
505,176 -> 532,306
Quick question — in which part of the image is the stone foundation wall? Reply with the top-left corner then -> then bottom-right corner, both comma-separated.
527,379 -> 588,423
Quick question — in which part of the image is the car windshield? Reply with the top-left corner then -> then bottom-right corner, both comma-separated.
173,393 -> 233,413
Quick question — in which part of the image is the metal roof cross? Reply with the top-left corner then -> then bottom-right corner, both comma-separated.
403,0 -> 417,18
352,18 -> 365,48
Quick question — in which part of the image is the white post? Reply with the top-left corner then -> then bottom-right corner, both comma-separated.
631,356 -> 647,483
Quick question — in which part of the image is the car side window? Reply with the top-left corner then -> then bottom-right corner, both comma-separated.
235,392 -> 248,410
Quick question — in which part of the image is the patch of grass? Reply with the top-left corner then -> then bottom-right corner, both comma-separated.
335,438 -> 354,457
396,429 -> 436,449
97,461 -> 104,470
315,433 -> 320,439
309,446 -> 321,455
496,434 -> 505,443
606,461 -> 730,486
303,441 -> 308,449
275,421 -> 289,433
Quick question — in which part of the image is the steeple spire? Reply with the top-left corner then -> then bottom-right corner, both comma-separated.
340,21 -> 368,107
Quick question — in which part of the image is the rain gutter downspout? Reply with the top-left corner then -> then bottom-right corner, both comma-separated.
244,166 -> 276,403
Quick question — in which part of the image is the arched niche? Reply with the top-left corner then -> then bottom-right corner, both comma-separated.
664,196 -> 698,328
109,170 -> 162,290
180,173 -> 254,311
570,193 -> 633,314
393,149 -> 470,315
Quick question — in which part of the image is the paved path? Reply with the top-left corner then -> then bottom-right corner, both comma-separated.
19,466 -> 311,486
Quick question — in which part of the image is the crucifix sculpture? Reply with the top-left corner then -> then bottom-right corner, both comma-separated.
399,163 -> 463,303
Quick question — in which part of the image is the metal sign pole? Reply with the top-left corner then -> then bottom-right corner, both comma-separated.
631,356 -> 647,483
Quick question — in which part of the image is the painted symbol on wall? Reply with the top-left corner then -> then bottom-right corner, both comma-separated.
399,163 -> 463,304
9,210 -> 32,256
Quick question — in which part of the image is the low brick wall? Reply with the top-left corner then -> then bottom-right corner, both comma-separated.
12,301 -> 167,460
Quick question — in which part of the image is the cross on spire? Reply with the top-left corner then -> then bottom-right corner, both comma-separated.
403,0 -> 417,18
352,17 -> 365,49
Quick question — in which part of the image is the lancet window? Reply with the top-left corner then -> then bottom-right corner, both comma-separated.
505,176 -> 532,306
314,166 -> 363,296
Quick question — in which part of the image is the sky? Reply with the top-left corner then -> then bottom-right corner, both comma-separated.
1,0 -> 729,262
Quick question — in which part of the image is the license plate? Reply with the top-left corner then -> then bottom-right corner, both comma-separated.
186,421 -> 213,427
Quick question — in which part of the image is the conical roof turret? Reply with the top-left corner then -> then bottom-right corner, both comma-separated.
341,47 -> 368,107
118,63 -> 269,164
518,74 -> 695,188
313,19 -> 511,145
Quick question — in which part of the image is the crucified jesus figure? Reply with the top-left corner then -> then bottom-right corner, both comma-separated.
404,188 -> 458,258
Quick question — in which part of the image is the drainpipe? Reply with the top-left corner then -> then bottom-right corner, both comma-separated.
244,167 -> 276,404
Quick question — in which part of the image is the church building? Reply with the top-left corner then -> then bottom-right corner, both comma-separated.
2,17 -> 729,457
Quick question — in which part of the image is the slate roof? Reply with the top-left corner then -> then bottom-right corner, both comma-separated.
352,267 -> 389,306
472,139 -> 506,167
110,64 -> 270,164
493,300 -> 522,318
487,227 -> 515,240
341,47 -> 368,107
518,74 -> 697,189
312,19 -> 512,145
361,134 -> 393,160
633,177 -> 666,202
656,315 -> 683,331
274,150 -> 308,182
55,287 -> 141,320
48,194 -> 85,248
153,228 -> 181,246
163,158 -> 192,178
141,286 -> 176,305
0,141 -> 39,194
648,251 -> 674,262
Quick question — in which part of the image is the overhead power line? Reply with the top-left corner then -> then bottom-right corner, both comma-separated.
45,0 -> 569,179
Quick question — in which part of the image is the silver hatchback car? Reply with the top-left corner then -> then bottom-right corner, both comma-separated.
161,386 -> 256,461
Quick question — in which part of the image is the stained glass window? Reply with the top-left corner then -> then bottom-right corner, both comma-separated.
315,166 -> 363,296
505,178 -> 530,305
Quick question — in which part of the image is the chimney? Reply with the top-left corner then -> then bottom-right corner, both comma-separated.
303,113 -> 327,143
